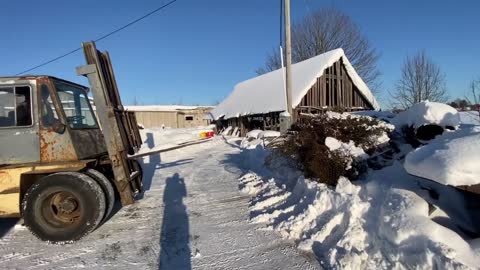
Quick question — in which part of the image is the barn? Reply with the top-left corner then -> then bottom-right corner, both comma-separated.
125,105 -> 213,128
210,48 -> 379,135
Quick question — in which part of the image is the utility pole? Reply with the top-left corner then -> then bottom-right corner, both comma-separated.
280,0 -> 293,132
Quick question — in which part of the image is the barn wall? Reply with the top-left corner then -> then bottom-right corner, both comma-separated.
298,59 -> 373,111
133,109 -> 211,129
134,111 -> 178,128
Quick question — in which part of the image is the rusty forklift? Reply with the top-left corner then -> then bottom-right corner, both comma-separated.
0,42 -> 144,242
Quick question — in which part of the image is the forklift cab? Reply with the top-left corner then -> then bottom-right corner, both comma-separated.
0,76 -> 107,166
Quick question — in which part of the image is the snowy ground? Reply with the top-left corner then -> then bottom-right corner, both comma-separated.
0,129 -> 319,269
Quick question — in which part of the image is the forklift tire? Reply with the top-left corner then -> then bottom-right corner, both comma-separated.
84,169 -> 115,223
22,172 -> 106,243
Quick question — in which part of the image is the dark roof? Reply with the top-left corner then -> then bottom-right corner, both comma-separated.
0,75 -> 88,90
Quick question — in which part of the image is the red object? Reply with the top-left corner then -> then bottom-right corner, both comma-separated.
207,131 -> 214,137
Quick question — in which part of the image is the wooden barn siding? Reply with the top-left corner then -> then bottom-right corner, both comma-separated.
299,59 -> 372,111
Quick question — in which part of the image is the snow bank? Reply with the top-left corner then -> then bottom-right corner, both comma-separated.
240,130 -> 281,149
210,48 -> 379,120
405,126 -> 480,186
352,110 -> 396,123
246,129 -> 263,139
239,167 -> 480,269
258,130 -> 280,139
241,166 -> 480,268
459,111 -> 480,125
392,101 -> 460,129
237,131 -> 480,268
137,126 -> 213,155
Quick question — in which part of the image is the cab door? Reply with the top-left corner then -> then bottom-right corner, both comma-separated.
37,78 -> 78,163
0,80 -> 40,165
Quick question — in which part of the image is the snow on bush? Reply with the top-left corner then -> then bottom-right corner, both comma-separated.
393,101 -> 460,130
325,137 -> 368,170
405,126 -> 480,186
272,112 -> 393,185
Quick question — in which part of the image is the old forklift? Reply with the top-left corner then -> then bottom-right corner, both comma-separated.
0,42 -> 143,242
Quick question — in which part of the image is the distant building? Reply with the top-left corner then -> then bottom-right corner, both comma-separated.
125,105 -> 213,128
210,48 -> 379,135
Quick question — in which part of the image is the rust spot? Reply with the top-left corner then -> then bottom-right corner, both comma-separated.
39,130 -> 78,162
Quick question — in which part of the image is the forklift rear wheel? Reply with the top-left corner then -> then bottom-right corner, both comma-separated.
84,168 -> 115,223
22,172 -> 106,242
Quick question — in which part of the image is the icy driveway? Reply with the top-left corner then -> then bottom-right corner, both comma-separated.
0,137 -> 319,269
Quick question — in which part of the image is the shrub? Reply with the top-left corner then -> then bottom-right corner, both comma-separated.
270,112 -> 393,186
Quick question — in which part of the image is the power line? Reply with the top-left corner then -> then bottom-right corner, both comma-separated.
15,0 -> 179,76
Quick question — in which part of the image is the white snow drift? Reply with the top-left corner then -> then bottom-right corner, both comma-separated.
393,101 -> 460,129
405,125 -> 480,186
236,107 -> 480,269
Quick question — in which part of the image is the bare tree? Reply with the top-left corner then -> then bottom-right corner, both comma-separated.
466,78 -> 480,121
257,7 -> 381,91
391,50 -> 447,108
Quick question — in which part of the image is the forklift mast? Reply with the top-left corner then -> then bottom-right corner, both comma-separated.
77,41 -> 143,205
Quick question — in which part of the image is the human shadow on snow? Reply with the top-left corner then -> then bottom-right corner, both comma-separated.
158,173 -> 191,270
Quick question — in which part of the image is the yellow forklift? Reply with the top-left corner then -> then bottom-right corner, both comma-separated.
0,42 -> 143,242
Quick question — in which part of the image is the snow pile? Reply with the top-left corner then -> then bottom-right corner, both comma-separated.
405,125 -> 480,186
210,48 -> 379,120
392,101 -> 460,129
245,129 -> 263,139
240,130 -> 281,149
352,110 -> 397,123
221,126 -> 232,136
258,130 -> 281,139
137,126 -> 213,155
459,111 -> 480,125
238,165 -> 480,269
235,112 -> 480,268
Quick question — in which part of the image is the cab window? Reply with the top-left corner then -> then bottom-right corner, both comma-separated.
55,82 -> 98,129
40,84 -> 60,127
0,86 -> 32,127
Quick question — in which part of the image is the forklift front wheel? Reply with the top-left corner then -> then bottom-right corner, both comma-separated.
22,172 -> 106,242
84,168 -> 115,223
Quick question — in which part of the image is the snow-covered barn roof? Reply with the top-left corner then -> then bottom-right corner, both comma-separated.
210,48 -> 379,120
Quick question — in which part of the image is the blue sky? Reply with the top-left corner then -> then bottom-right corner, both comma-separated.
1,0 -> 479,107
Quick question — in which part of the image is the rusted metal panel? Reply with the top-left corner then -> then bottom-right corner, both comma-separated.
0,78 -> 40,165
69,129 -> 107,159
39,129 -> 78,162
